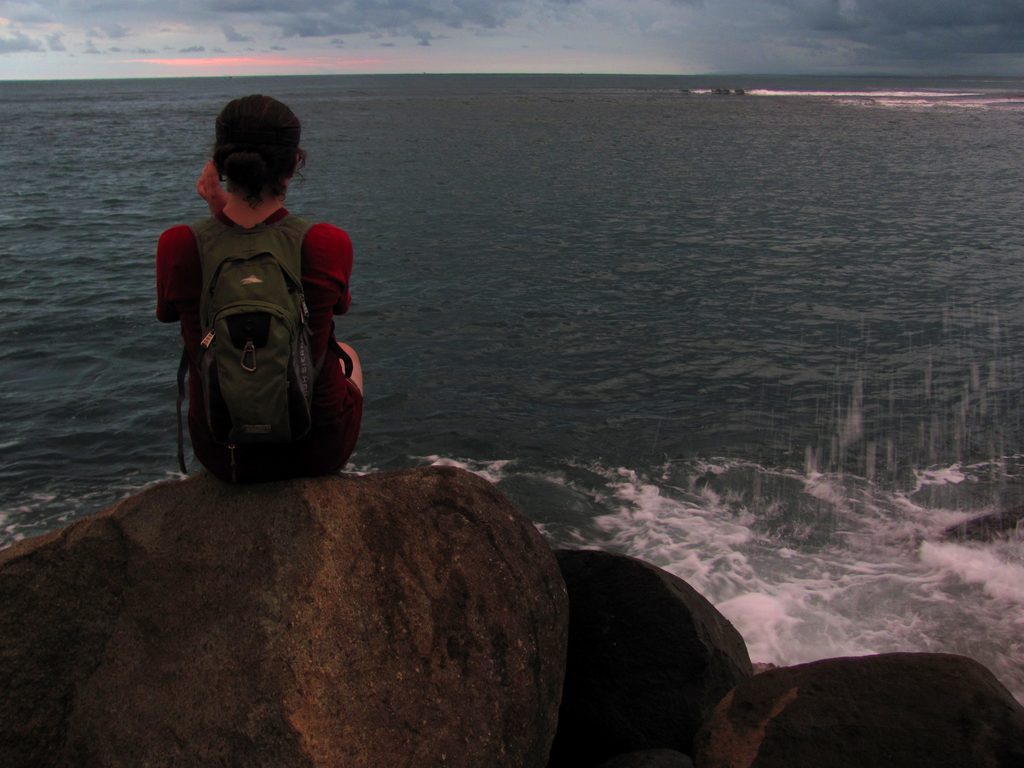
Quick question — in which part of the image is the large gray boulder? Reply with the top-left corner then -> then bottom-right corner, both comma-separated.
548,550 -> 752,767
695,652 -> 1024,768
0,467 -> 568,768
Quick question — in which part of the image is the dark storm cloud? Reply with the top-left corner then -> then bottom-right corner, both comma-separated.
222,24 -> 252,42
771,0 -> 1024,63
275,16 -> 368,38
170,0 -> 530,46
86,22 -> 131,39
842,0 -> 1024,32
5,0 -> 1024,74
184,0 -> 1024,67
0,30 -> 43,53
201,0 -> 520,38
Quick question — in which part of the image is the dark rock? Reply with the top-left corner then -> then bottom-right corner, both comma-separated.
547,550 -> 751,767
0,467 -> 568,768
695,652 -> 1024,768
942,507 -> 1024,542
598,748 -> 695,768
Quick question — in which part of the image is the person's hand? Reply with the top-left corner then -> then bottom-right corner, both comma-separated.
196,160 -> 229,215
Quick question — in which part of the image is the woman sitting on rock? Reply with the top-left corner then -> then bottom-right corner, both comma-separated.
157,94 -> 363,483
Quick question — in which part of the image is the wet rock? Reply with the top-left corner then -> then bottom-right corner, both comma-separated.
547,550 -> 751,767
695,652 -> 1024,768
0,467 -> 568,768
942,506 -> 1024,542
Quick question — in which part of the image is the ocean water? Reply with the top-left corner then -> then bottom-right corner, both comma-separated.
1,73 -> 1023,700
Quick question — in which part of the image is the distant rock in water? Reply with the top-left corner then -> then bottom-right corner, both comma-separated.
694,653 -> 1024,768
0,468 -> 568,768
548,550 -> 752,767
942,506 -> 1024,542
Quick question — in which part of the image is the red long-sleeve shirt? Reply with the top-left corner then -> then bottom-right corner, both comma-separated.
157,208 -> 362,482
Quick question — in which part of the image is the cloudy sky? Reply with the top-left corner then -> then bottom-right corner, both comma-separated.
2,0 -> 1024,80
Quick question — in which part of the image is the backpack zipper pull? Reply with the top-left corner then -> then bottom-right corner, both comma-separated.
201,330 -> 215,349
241,340 -> 257,372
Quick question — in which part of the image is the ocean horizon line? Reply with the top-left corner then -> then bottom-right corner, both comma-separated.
2,70 -> 1021,85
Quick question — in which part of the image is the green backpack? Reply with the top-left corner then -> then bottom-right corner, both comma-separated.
175,215 -> 320,474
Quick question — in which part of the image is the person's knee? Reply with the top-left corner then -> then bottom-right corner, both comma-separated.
337,341 -> 363,395
337,341 -> 360,370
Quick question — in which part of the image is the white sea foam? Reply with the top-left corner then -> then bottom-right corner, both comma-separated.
526,457 -> 1024,703
915,464 -> 969,486
803,471 -> 849,507
746,89 -> 1022,111
748,89 -> 984,99
920,541 -> 1024,607
421,455 -> 514,485
715,592 -> 811,662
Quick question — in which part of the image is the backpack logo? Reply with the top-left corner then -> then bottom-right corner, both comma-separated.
240,275 -> 264,285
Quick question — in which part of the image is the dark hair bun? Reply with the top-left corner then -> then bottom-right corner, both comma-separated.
212,95 -> 306,206
221,150 -> 270,200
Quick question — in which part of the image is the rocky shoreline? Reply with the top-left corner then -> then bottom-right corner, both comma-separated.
2,467 -> 1022,767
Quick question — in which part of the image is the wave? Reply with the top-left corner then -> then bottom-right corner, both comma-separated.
424,453 -> 1024,704
745,88 -> 1024,111
747,89 -> 985,98
0,471 -> 183,549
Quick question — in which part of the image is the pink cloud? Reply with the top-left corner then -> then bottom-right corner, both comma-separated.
125,55 -> 384,71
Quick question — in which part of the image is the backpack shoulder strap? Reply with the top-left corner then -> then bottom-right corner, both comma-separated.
174,218 -> 226,475
267,215 -> 313,286
175,347 -> 190,474
189,216 -> 234,323
189,215 -> 226,249
274,214 -> 313,239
